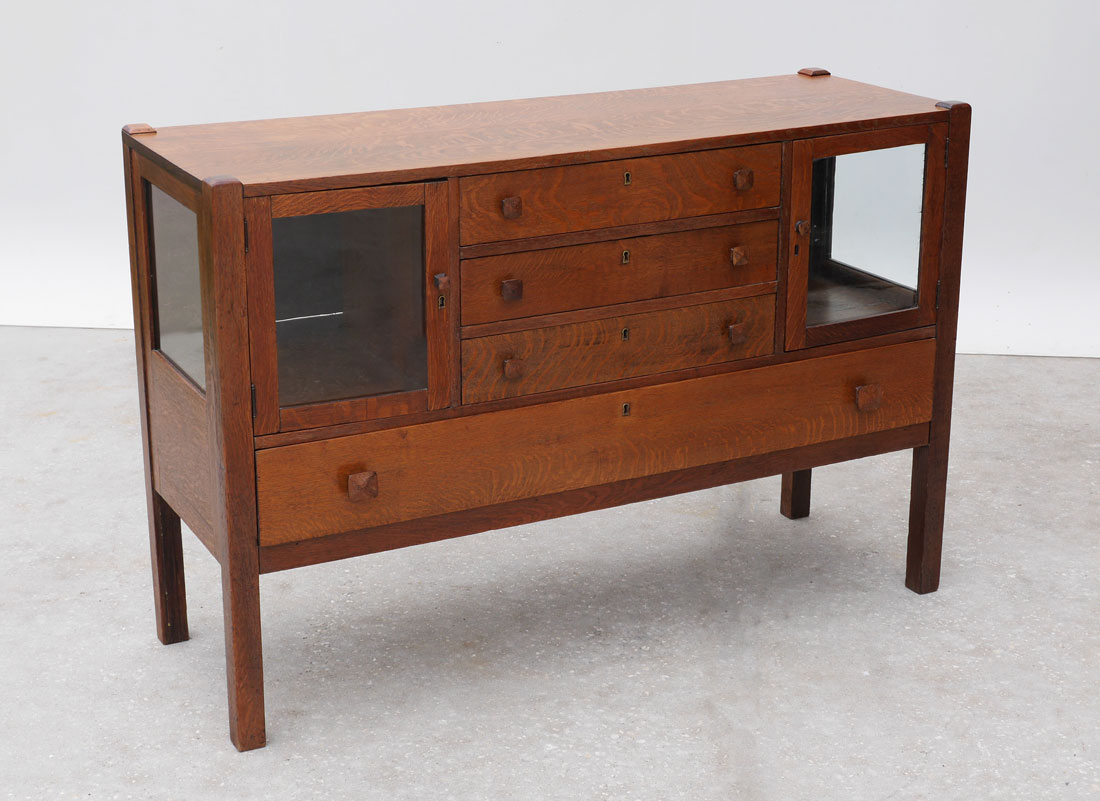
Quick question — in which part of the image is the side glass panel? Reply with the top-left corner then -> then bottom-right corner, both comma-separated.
149,184 -> 205,388
807,144 -> 926,328
271,205 -> 426,407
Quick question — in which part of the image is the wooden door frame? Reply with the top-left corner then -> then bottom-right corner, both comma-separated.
784,123 -> 947,350
247,181 -> 454,434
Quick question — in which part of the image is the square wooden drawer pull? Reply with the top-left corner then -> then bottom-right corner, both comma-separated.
347,471 -> 379,502
855,384 -> 884,412
503,357 -> 526,379
501,196 -> 523,219
727,322 -> 748,345
733,168 -> 754,191
729,246 -> 749,266
501,278 -> 524,301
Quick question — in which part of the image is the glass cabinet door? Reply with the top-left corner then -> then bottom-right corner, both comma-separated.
250,183 -> 451,432
786,125 -> 946,349
272,204 -> 426,406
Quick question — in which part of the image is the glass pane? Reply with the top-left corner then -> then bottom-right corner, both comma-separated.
272,205 -> 426,407
149,185 -> 205,388
807,143 -> 925,328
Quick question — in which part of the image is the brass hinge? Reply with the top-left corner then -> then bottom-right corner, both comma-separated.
944,137 -> 950,169
243,220 -> 250,254
250,384 -> 257,418
935,279 -> 942,309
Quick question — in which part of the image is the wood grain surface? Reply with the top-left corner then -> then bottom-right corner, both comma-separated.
255,339 -> 935,545
460,295 -> 776,403
459,144 -> 781,244
461,220 -> 778,325
126,75 -> 945,195
259,424 -> 929,573
147,351 -> 215,551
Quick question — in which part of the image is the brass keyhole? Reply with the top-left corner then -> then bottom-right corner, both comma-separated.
622,402 -> 631,416
623,171 -> 632,186
621,328 -> 630,341
621,249 -> 631,265
437,295 -> 446,309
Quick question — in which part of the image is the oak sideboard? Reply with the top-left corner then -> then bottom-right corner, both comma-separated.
122,69 -> 971,750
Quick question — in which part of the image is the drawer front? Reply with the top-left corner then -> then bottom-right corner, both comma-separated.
461,295 -> 775,404
461,221 -> 778,326
256,339 -> 935,546
459,144 -> 782,245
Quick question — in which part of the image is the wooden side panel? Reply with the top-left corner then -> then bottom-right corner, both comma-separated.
256,339 -> 935,546
461,295 -> 776,404
459,144 -> 781,244
147,351 -> 215,550
461,221 -> 778,325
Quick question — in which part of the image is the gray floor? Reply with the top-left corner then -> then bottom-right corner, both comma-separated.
2,325 -> 1098,800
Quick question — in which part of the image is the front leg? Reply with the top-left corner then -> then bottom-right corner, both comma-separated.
906,444 -> 946,594
780,469 -> 812,520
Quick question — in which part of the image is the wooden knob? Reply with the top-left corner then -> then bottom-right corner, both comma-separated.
503,358 -> 525,379
795,220 -> 811,236
855,384 -> 884,412
347,471 -> 378,502
501,278 -> 524,301
733,168 -> 754,191
501,196 -> 523,219
433,272 -> 450,292
729,246 -> 749,266
727,322 -> 748,345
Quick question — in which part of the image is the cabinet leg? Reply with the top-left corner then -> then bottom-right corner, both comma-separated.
780,469 -> 812,519
221,561 -> 266,751
906,444 -> 946,594
148,492 -> 188,644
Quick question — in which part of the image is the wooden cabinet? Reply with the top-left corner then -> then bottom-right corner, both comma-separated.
122,70 -> 971,750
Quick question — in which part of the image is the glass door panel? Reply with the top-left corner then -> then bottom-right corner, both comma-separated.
148,184 -> 205,388
807,144 -> 925,328
271,205 -> 426,407
786,124 -> 945,350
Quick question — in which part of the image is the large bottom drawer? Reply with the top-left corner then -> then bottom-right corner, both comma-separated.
256,339 -> 934,546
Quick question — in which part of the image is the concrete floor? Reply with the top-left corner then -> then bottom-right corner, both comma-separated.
2,325 -> 1097,800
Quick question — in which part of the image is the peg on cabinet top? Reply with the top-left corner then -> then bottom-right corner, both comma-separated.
122,123 -> 157,135
798,67 -> 830,77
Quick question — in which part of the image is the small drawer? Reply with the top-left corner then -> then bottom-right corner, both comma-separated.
460,294 -> 775,404
459,144 -> 782,245
461,221 -> 778,326
255,339 -> 935,546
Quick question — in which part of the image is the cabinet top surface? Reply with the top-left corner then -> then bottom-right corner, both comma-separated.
128,73 -> 945,195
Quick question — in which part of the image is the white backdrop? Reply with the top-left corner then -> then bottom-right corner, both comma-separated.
2,0 -> 1097,356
